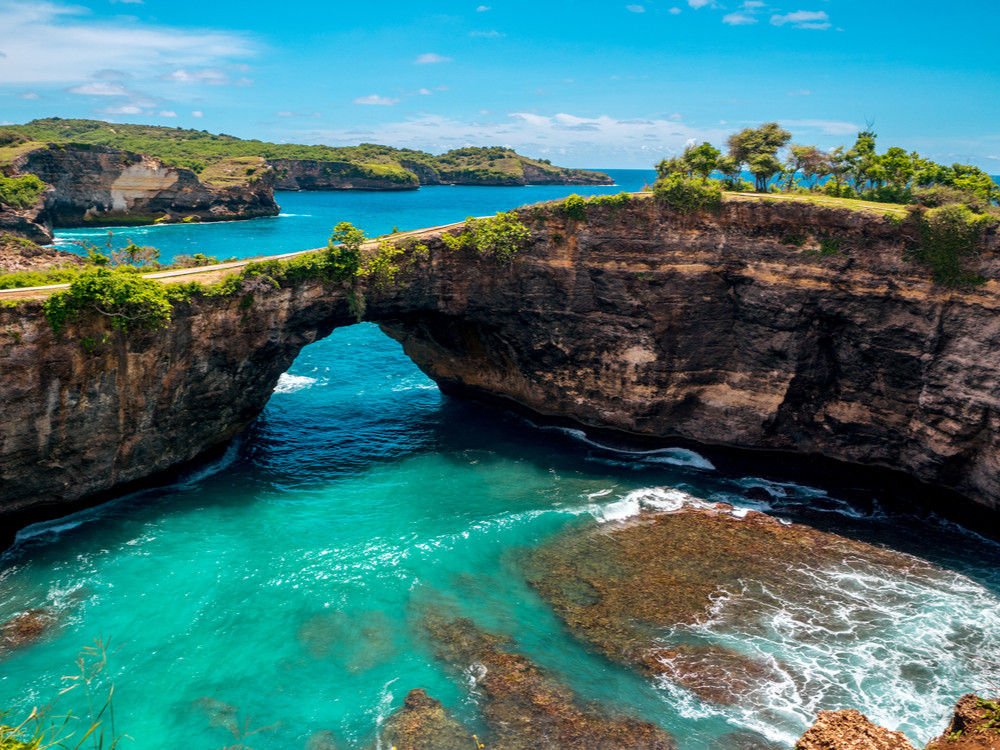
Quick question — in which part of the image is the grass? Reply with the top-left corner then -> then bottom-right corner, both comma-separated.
0,141 -> 45,168
199,156 -> 267,186
725,191 -> 909,216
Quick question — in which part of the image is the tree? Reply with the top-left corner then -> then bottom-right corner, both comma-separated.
327,221 -> 367,278
846,129 -> 879,192
715,155 -> 745,190
748,154 -> 784,193
655,156 -> 687,180
684,142 -> 721,184
826,146 -> 851,196
727,122 -> 792,192
785,144 -> 828,190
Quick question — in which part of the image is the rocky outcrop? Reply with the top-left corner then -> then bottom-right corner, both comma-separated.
268,157 -> 612,190
11,144 -> 279,226
0,188 -> 54,244
0,233 -> 84,274
3,197 -> 1000,539
269,158 -> 419,191
797,696 -> 1000,750
926,695 -> 1000,750
796,710 -> 918,750
425,616 -> 675,749
376,689 -> 473,750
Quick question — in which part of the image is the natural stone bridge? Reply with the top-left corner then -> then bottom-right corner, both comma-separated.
3,196 -> 1000,541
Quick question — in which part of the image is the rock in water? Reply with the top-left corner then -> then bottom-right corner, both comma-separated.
0,608 -> 58,654
524,502 -> 934,706
425,615 -> 675,750
378,688 -> 473,750
796,709 -> 918,750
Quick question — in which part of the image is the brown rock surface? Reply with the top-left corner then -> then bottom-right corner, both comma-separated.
0,608 -> 59,655
12,144 -> 278,226
926,694 -> 1000,750
377,688 -> 473,750
796,709 -> 918,750
524,503 -> 930,704
4,196 -> 1000,537
426,616 -> 675,750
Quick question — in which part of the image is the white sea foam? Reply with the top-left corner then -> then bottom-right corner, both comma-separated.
589,486 -> 726,523
653,549 -> 1000,747
540,426 -> 716,470
274,373 -> 318,394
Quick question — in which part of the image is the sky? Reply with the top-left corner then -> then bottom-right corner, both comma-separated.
1,0 -> 998,169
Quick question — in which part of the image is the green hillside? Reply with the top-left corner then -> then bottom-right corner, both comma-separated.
2,119 -> 607,185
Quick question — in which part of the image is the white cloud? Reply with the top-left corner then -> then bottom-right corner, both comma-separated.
417,88 -> 433,95
294,111 -> 733,168
17,91 -> 40,99
723,12 -> 757,24
0,1 -> 255,84
160,68 -> 230,84
191,110 -> 203,118
158,110 -> 177,117
669,112 -> 683,120
627,4 -> 645,12
786,88 -> 811,96
97,104 -> 144,115
353,94 -> 400,106
741,0 -> 766,7
669,6 -> 682,13
470,30 -> 504,37
476,4 -> 491,10
67,81 -> 132,96
687,0 -> 712,7
109,0 -> 143,4
770,10 -> 831,29
415,53 -> 452,64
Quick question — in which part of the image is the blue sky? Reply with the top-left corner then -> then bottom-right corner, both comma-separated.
1,0 -> 998,168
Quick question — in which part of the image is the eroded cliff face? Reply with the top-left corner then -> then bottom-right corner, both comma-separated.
0,187 -> 54,244
13,145 -> 279,226
269,158 -> 419,191
377,198 -> 1000,513
2,197 -> 1000,536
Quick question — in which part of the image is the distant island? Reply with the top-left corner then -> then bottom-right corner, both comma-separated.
0,119 -> 612,241
3,118 -> 613,191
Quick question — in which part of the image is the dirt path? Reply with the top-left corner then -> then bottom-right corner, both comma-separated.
0,220 -> 469,301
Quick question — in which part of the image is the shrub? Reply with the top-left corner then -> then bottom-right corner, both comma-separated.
43,267 -> 173,334
912,204 -> 994,286
442,211 -> 531,262
0,174 -> 47,209
559,194 -> 587,221
653,174 -> 722,214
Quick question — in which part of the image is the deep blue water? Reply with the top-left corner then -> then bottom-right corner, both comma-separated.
2,170 -> 999,750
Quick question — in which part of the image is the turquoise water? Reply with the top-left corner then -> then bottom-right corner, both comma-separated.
2,172 -> 1000,749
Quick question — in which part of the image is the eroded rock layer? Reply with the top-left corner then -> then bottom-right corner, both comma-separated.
3,197 -> 1000,534
12,144 -> 279,226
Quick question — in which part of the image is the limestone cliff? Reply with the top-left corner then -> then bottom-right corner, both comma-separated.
3,196 -> 1000,540
269,158 -> 419,191
11,144 -> 279,226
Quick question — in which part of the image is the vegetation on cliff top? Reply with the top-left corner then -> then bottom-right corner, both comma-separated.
5,118 -> 608,186
653,123 -> 999,286
0,174 -> 46,209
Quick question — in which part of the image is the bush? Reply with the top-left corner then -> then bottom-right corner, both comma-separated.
911,186 -> 991,212
442,211 -> 531,261
0,174 -> 47,209
559,194 -> 588,221
43,267 -> 173,334
912,204 -> 994,286
653,174 -> 722,214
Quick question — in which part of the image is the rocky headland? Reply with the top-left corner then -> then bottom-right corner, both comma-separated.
4,144 -> 279,232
